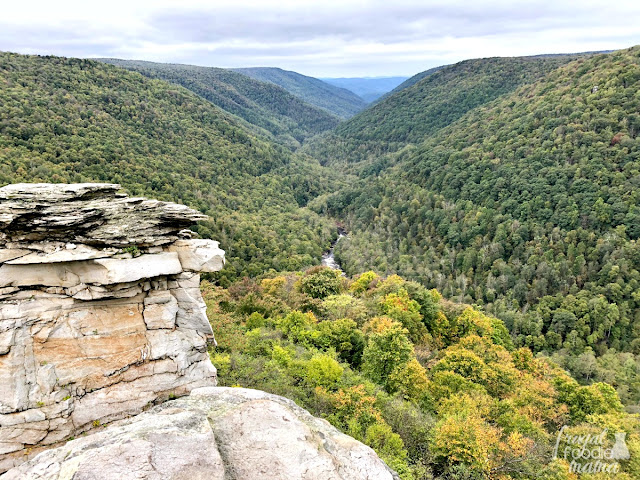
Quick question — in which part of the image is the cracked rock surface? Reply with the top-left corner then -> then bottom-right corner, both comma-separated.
0,183 -> 207,247
2,387 -> 400,480
0,184 -> 225,473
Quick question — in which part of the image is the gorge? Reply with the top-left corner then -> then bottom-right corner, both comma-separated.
2,46 -> 640,479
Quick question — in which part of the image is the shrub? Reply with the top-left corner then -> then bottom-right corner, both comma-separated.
246,312 -> 266,329
297,266 -> 344,299
313,318 -> 365,367
364,422 -> 413,480
276,310 -> 317,342
379,288 -> 428,344
349,271 -> 379,295
306,354 -> 344,389
361,322 -> 414,391
387,359 -> 430,404
319,294 -> 368,324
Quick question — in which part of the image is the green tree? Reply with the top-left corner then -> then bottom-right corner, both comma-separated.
361,321 -> 414,391
298,267 -> 344,299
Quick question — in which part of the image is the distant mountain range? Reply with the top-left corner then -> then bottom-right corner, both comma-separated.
232,67 -> 367,118
320,76 -> 408,102
98,59 -> 340,149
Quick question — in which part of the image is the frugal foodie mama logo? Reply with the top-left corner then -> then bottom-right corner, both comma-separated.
553,425 -> 630,474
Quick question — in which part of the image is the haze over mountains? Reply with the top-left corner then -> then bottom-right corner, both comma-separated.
2,44 -> 640,479
320,76 -> 408,102
233,67 -> 368,118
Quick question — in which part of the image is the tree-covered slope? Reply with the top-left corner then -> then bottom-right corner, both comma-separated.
305,54 -> 585,166
207,268 -> 640,480
313,47 -> 640,399
0,52 -> 343,283
99,59 -> 339,149
233,67 -> 367,118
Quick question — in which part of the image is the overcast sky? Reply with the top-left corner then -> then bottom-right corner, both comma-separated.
2,0 -> 639,77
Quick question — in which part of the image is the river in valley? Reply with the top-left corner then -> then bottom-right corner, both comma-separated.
321,229 -> 346,273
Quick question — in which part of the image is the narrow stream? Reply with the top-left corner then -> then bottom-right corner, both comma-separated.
321,228 -> 346,273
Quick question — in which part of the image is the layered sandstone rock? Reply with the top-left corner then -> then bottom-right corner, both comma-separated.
2,387 -> 400,480
0,184 -> 225,473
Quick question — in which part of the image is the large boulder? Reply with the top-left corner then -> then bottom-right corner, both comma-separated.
1,387 -> 400,480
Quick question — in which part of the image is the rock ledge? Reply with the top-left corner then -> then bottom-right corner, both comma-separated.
2,388 -> 400,480
0,184 -> 224,473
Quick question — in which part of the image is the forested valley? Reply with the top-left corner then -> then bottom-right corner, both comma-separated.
2,46 -> 640,479
310,47 -> 640,408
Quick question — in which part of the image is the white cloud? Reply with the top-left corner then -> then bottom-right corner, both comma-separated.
1,0 -> 639,76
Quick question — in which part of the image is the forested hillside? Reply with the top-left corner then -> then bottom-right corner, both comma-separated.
0,52 -> 343,282
311,47 -> 640,402
99,59 -> 339,149
206,267 -> 640,479
233,67 -> 367,118
304,54 -> 584,166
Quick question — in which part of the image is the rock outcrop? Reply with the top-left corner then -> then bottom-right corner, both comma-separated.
0,184 -> 225,473
2,387 -> 400,480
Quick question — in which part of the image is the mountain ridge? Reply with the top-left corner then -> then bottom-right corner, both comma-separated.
303,53 -> 590,168
98,58 -> 340,149
233,66 -> 367,118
